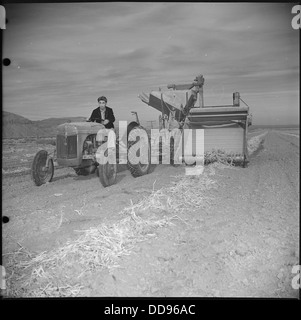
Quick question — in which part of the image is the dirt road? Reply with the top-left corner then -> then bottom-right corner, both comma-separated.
2,130 -> 299,297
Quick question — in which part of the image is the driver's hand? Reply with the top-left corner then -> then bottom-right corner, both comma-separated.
103,119 -> 109,125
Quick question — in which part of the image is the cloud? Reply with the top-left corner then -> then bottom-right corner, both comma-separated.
131,3 -> 188,27
115,47 -> 152,61
3,3 -> 299,124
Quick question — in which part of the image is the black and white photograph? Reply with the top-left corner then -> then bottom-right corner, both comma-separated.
1,2 -> 300,300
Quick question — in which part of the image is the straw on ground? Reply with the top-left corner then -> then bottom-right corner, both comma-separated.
3,172 -> 217,297
3,132 -> 266,298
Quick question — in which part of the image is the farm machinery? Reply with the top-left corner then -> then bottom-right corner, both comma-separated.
138,74 -> 252,168
31,73 -> 251,188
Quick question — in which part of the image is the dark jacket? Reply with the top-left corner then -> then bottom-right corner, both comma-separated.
89,106 -> 115,129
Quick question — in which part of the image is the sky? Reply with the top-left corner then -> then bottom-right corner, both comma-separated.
2,2 -> 300,126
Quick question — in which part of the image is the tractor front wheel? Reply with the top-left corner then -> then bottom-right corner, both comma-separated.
31,150 -> 54,186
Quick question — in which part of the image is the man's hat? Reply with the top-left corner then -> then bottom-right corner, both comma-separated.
98,96 -> 107,103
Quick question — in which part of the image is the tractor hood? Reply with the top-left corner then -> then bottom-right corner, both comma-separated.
56,122 -> 105,135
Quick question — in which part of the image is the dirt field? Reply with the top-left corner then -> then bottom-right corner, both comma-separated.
2,129 -> 300,298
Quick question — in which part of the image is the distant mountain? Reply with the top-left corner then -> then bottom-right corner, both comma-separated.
2,111 -> 86,138
2,111 -> 34,125
2,111 -> 45,139
34,116 -> 87,136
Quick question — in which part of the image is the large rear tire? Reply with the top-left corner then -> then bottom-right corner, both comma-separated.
31,150 -> 54,186
127,125 -> 151,177
98,149 -> 117,187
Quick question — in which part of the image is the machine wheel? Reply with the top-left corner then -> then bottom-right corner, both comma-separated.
242,155 -> 249,168
31,150 -> 54,186
98,150 -> 117,187
170,137 -> 181,167
127,125 -> 151,177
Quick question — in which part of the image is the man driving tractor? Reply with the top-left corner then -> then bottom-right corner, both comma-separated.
88,96 -> 115,129
87,95 -> 117,155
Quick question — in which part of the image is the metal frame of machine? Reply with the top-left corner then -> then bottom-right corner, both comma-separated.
139,74 -> 252,167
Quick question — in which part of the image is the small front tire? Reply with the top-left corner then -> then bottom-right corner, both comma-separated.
31,150 -> 54,186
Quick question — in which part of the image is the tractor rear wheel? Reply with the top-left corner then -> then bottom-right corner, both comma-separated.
31,150 -> 54,186
98,149 -> 117,187
127,125 -> 151,177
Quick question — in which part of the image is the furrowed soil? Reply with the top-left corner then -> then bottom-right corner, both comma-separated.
2,130 -> 299,298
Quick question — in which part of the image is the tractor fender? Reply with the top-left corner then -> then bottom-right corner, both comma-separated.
127,121 -> 140,138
